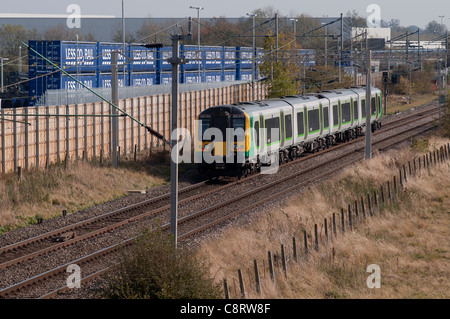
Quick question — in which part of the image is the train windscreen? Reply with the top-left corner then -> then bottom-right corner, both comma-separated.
212,117 -> 228,141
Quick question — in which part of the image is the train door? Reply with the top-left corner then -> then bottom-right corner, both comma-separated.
280,110 -> 285,147
259,114 -> 265,153
319,103 -> 324,135
322,103 -> 329,134
350,97 -> 354,125
296,109 -> 305,141
303,106 -> 308,139
353,98 -> 359,125
333,101 -> 340,131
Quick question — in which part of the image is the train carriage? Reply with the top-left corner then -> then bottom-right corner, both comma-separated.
195,86 -> 382,178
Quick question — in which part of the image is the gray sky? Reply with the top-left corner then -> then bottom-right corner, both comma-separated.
0,0 -> 449,29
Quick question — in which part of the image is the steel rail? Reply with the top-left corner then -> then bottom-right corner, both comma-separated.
1,113 -> 437,299
0,104 -> 439,270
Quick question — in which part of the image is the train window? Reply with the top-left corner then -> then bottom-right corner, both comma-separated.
323,107 -> 329,129
333,104 -> 339,127
265,117 -> 280,144
255,121 -> 260,148
308,109 -> 320,133
297,112 -> 305,136
265,119 -> 271,144
232,118 -> 245,131
342,102 -> 351,124
371,97 -> 376,115
361,99 -> 366,118
200,118 -> 210,137
273,117 -> 280,143
285,114 -> 292,139
353,101 -> 358,120
377,95 -> 381,114
212,117 -> 228,137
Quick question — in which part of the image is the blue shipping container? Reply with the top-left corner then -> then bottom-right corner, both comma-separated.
129,46 -> 156,72
29,73 -> 97,105
181,45 -> 201,71
29,41 -> 98,73
98,73 -> 129,88
97,43 -> 127,72
130,73 -> 156,86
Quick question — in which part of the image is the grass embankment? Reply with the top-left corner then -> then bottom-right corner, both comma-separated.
385,93 -> 437,115
0,152 -> 170,234
198,136 -> 450,299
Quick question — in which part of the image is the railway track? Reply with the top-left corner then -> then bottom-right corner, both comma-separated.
0,102 -> 439,271
0,102 -> 441,299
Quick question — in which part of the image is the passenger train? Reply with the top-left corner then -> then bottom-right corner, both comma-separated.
195,86 -> 383,178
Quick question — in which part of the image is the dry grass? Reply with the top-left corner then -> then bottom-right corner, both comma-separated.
0,152 -> 169,233
198,136 -> 450,299
386,93 -> 437,115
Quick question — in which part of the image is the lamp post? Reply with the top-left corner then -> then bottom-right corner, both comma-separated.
321,22 -> 328,67
0,57 -> 9,93
247,13 -> 257,100
439,15 -> 445,30
290,18 -> 298,47
190,6 -> 204,83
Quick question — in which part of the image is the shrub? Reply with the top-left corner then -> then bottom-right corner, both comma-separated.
100,228 -> 222,299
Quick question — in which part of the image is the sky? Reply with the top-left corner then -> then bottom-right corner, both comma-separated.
0,0 -> 449,29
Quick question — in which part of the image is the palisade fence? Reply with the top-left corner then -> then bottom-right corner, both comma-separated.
0,81 -> 267,175
223,144 -> 450,299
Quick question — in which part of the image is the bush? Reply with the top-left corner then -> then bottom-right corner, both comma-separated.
100,228 -> 222,299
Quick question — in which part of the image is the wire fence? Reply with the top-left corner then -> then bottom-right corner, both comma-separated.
36,80 -> 251,107
223,144 -> 450,299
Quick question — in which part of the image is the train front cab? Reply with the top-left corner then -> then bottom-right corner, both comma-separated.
195,105 -> 250,178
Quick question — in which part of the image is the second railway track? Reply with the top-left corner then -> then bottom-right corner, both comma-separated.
0,101 -> 441,298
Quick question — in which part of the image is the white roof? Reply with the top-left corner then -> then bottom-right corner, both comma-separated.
0,13 -> 116,18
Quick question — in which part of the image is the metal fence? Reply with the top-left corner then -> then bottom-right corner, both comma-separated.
36,80 -> 250,107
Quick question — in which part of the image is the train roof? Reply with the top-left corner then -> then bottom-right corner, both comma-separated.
199,87 -> 382,116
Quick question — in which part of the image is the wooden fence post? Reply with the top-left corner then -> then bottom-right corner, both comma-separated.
254,259 -> 261,295
387,181 -> 391,202
332,213 -> 337,238
314,224 -> 319,251
293,237 -> 298,263
373,190 -> 378,212
268,251 -> 275,282
361,196 -> 366,219
348,205 -> 353,231
303,230 -> 309,254
224,278 -> 230,299
281,244 -> 287,277
367,193 -> 372,217
238,269 -> 246,299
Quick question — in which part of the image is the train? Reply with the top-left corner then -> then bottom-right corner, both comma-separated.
195,86 -> 383,179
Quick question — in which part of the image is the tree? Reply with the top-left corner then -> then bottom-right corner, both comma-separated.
260,31 -> 301,97
0,24 -> 40,57
425,20 -> 447,34
195,16 -> 247,47
345,9 -> 367,30
43,25 -> 80,41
